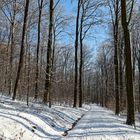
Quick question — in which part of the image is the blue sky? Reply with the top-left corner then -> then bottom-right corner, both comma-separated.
59,0 -> 110,52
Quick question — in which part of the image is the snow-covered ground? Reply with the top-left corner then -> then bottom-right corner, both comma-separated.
0,96 -> 88,140
64,105 -> 140,140
0,95 -> 140,140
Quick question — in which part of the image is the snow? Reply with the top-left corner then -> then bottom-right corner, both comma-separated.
0,96 -> 140,140
0,96 -> 88,140
64,105 -> 140,140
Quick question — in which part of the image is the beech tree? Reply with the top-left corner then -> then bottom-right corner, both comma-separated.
107,0 -> 120,115
73,0 -> 81,107
43,0 -> 54,106
121,0 -> 135,125
12,0 -> 30,100
34,0 -> 44,99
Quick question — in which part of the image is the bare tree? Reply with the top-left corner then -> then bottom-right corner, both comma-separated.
121,0 -> 135,125
79,0 -> 102,107
107,0 -> 120,115
0,0 -> 18,95
12,0 -> 30,100
34,0 -> 44,99
43,0 -> 54,107
73,0 -> 81,107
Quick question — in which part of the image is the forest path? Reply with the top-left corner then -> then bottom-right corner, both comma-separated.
63,105 -> 140,140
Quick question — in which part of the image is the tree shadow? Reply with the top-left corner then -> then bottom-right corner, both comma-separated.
65,106 -> 140,139
0,99 -> 82,140
0,114 -> 59,139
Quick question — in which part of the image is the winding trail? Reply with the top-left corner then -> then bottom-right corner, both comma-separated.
63,105 -> 140,140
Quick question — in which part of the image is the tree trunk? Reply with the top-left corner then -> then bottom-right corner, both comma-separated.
51,28 -> 56,74
43,0 -> 54,106
96,78 -> 99,104
73,0 -> 81,108
103,63 -> 108,107
35,0 -> 43,99
113,0 -> 120,115
79,5 -> 83,107
119,38 -> 124,111
121,0 -> 135,125
9,0 -> 16,95
4,25 -> 11,92
27,44 -> 30,106
114,34 -> 119,114
12,0 -> 30,100
101,66 -> 104,107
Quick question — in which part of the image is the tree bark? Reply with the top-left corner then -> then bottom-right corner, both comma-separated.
121,0 -> 135,125
73,0 -> 81,108
79,2 -> 84,107
43,0 -> 54,106
12,0 -> 30,100
119,38 -> 124,111
35,0 -> 43,99
79,30 -> 83,107
112,0 -> 120,115
9,0 -> 16,95
114,29 -> 119,113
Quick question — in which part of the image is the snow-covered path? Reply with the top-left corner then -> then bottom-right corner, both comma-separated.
0,96 -> 140,140
64,105 -> 140,140
0,96 -> 88,140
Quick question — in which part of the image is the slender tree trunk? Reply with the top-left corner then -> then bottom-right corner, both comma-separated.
9,24 -> 14,95
96,78 -> 99,104
43,0 -> 54,106
114,0 -> 120,115
12,0 -> 30,100
52,29 -> 56,74
25,29 -> 30,106
119,39 -> 124,111
27,54 -> 30,106
79,38 -> 83,107
114,32 -> 119,114
79,7 -> 83,107
101,66 -> 104,107
35,0 -> 43,99
40,40 -> 44,79
9,0 -> 16,95
4,27 -> 11,91
73,0 -> 81,108
105,70 -> 108,107
121,0 -> 135,125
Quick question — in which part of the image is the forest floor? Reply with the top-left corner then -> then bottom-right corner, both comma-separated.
64,105 -> 140,140
0,95 -> 140,140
